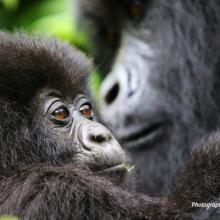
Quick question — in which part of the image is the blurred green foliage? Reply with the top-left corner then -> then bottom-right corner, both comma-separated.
0,0 -> 89,50
0,0 -> 101,98
0,216 -> 19,220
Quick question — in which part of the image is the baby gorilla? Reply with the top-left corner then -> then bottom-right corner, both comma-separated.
0,31 -> 173,220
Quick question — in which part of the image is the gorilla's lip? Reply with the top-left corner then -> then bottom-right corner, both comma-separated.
96,164 -> 134,174
119,121 -> 169,150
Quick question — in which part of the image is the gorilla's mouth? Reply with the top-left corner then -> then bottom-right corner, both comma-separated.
119,121 -> 168,149
96,164 -> 134,174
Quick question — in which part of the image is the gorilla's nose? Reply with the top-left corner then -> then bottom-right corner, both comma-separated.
88,124 -> 112,144
79,122 -> 113,150
101,65 -> 138,106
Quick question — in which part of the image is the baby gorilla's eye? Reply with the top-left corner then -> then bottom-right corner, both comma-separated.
79,104 -> 93,119
53,107 -> 69,120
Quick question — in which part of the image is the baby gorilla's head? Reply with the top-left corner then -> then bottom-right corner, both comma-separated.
0,32 -> 133,187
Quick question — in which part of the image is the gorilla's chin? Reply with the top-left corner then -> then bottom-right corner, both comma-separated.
96,163 -> 136,189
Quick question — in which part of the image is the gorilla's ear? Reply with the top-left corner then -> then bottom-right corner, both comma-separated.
0,31 -> 91,104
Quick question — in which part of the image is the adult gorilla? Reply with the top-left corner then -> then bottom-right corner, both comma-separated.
77,0 -> 220,194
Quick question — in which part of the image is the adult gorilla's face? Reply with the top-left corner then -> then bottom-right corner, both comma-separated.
97,1 -> 220,194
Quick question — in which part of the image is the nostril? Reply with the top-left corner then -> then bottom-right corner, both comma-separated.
90,134 -> 107,144
89,130 -> 112,144
105,82 -> 120,105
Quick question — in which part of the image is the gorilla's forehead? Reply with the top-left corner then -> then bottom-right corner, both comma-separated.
0,31 -> 91,103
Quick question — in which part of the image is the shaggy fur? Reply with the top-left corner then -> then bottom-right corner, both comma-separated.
1,31 -> 220,220
77,0 -> 220,195
172,132 -> 220,219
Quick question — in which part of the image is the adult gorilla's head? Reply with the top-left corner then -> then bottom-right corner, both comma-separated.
77,0 -> 220,194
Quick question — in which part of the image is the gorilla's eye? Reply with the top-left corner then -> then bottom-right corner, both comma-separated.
80,104 -> 93,119
53,107 -> 69,120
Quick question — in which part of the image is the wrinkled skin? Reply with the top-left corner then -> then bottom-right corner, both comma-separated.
77,0 -> 220,194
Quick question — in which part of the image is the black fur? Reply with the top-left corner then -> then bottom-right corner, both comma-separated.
171,132 -> 220,219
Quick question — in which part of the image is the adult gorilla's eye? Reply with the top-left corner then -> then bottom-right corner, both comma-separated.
53,107 -> 69,120
79,104 -> 93,119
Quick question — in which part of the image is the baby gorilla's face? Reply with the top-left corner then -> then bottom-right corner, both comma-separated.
35,89 -> 133,185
